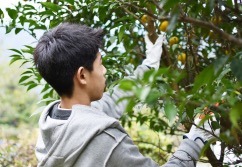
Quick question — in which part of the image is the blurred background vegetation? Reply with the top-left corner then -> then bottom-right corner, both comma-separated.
0,60 -> 39,166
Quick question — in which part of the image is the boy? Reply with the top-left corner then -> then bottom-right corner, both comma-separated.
34,22 -> 218,167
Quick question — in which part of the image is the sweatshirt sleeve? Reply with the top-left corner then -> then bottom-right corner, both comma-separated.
106,135 -> 201,167
91,65 -> 150,119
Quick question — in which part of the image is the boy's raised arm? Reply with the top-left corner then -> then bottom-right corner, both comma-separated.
91,34 -> 166,118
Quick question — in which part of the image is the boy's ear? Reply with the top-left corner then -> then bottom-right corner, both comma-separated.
76,67 -> 87,85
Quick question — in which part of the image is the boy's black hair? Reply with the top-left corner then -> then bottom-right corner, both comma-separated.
34,22 -> 104,97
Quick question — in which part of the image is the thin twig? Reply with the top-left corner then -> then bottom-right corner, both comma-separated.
118,4 -> 148,30
0,25 -> 38,40
219,142 -> 225,163
117,0 -> 159,20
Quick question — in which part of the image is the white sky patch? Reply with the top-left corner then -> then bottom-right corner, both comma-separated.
0,0 -> 19,22
0,0 -> 18,9
0,0 -> 40,61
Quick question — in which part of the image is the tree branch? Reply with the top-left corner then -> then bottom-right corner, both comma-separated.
118,4 -> 148,30
219,142 -> 225,163
117,0 -> 242,47
179,16 -> 242,48
234,0 -> 239,11
206,147 -> 222,167
117,0 -> 160,21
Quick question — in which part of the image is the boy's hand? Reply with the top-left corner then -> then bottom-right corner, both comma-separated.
183,114 -> 220,145
142,33 -> 166,70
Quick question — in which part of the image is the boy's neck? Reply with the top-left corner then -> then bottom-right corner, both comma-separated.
60,94 -> 91,109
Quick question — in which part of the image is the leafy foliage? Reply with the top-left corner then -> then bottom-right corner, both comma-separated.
2,0 -> 242,166
0,61 -> 39,127
0,126 -> 37,167
0,61 -> 39,166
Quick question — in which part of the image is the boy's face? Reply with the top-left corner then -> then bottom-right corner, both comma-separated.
86,52 -> 107,101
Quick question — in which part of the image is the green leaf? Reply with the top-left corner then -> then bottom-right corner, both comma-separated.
5,25 -> 14,34
217,65 -> 231,83
6,8 -> 18,20
24,45 -> 35,49
19,60 -> 30,67
125,100 -> 136,114
39,10 -> 54,17
172,44 -> 179,51
22,81 -> 36,86
9,49 -> 23,55
146,89 -> 160,105
226,0 -> 233,7
28,19 -> 38,28
109,2 -> 117,10
118,26 -> 125,42
64,0 -> 74,5
163,0 -> 180,10
27,83 -> 38,91
214,56 -> 228,75
167,13 -> 178,32
143,69 -> 155,83
115,15 -> 132,22
231,57 -> 242,82
186,108 -> 194,120
192,65 -> 214,93
15,28 -> 22,34
109,36 -> 116,44
209,0 -> 215,9
164,99 -> 177,122
24,4 -> 36,10
99,6 -> 108,21
40,2 -> 62,12
0,8 -> 4,19
10,54 -> 21,58
211,121 -> 220,130
149,3 -> 156,14
19,16 -> 25,26
41,84 -> 51,93
9,57 -> 22,65
50,18 -> 62,28
21,70 -> 33,75
230,102 -> 242,127
19,75 -> 30,84
119,79 -> 135,91
139,86 -> 151,101
21,48 -> 33,54
166,144 -> 172,153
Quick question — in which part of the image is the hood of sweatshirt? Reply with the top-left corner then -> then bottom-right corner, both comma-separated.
35,100 -> 123,167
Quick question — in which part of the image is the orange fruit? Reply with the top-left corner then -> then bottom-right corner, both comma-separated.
178,53 -> 186,64
169,36 -> 179,45
141,15 -> 148,24
211,16 -> 222,25
159,21 -> 169,32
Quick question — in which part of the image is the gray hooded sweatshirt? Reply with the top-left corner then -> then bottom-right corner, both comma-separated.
35,65 -> 202,167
